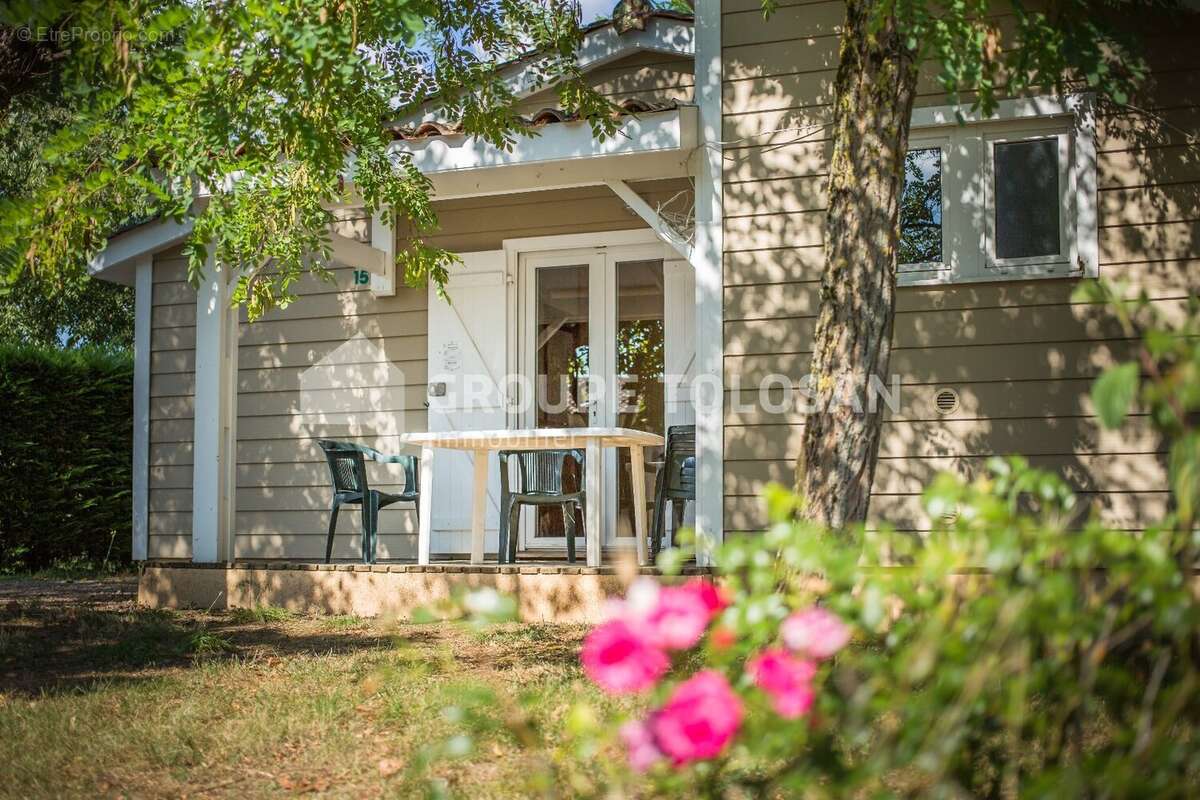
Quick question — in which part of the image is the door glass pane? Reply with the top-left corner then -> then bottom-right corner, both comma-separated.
994,138 -> 1061,260
535,265 -> 590,429
533,264 -> 588,538
900,148 -> 943,265
614,259 -> 665,540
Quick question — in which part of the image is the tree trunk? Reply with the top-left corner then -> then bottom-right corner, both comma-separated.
795,0 -> 920,529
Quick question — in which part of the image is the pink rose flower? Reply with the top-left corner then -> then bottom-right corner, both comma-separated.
649,670 -> 743,765
619,719 -> 664,773
683,579 -> 730,618
643,585 -> 712,651
581,619 -> 669,694
780,607 -> 851,660
747,648 -> 817,719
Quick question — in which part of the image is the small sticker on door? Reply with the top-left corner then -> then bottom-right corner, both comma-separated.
440,341 -> 462,372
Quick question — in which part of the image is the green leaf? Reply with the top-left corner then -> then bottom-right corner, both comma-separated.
1091,362 -> 1140,430
1169,433 -> 1200,524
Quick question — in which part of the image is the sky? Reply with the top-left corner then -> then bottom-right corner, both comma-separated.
580,0 -> 617,24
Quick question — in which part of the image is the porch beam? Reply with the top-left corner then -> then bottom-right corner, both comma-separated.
329,231 -> 388,276
603,179 -> 693,262
369,210 -> 396,296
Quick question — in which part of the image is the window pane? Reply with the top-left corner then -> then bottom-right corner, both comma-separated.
900,148 -> 943,265
614,259 -> 665,540
535,264 -> 589,430
994,138 -> 1061,260
533,264 -> 589,539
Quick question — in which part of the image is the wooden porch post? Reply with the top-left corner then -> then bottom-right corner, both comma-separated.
191,255 -> 237,563
692,0 -> 725,565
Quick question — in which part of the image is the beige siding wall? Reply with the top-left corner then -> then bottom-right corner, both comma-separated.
516,51 -> 694,115
233,181 -> 683,559
234,211 -> 427,560
721,1 -> 1196,531
148,247 -> 196,559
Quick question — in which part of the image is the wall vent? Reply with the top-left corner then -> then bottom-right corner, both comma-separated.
934,388 -> 960,415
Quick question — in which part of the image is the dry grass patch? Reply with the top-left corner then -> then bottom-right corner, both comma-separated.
0,580 -> 623,799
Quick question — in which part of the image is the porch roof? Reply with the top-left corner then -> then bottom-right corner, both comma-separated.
390,105 -> 697,200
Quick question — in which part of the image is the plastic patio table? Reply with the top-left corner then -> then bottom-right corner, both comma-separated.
397,427 -> 665,568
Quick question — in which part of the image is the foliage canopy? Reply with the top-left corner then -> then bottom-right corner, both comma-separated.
0,0 -> 617,319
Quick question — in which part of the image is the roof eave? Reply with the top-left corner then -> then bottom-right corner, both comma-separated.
89,217 -> 194,285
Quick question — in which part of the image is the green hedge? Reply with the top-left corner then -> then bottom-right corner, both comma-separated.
0,344 -> 133,571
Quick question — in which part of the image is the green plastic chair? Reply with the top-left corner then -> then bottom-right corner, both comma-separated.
497,449 -> 586,564
317,440 -> 419,564
650,425 -> 695,559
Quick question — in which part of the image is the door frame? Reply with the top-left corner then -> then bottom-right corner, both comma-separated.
505,229 -> 667,553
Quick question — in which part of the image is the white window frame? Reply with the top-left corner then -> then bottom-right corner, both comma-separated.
983,125 -> 1073,273
899,93 -> 1097,287
898,134 -> 952,279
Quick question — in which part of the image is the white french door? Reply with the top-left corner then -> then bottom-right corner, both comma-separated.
518,243 -> 667,553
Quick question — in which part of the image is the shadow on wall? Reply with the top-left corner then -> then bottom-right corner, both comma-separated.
717,9 -> 1195,532
235,216 -> 428,559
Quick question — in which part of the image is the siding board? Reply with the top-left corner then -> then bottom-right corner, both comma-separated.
725,339 -> 1138,385
724,299 -> 1185,356
725,377 -> 1105,425
724,417 -> 1164,462
724,490 -> 1169,532
727,453 -> 1170,496
516,51 -> 693,114
724,267 -> 1200,321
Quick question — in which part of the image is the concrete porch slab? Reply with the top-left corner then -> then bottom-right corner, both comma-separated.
138,561 -> 714,623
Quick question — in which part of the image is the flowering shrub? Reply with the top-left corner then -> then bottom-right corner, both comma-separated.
562,455 -> 1199,797
580,578 -> 849,773
424,282 -> 1200,797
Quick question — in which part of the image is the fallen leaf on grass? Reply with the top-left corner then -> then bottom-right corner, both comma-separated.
276,773 -> 331,794
378,758 -> 403,778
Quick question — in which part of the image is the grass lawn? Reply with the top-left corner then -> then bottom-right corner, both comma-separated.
0,578 -> 629,798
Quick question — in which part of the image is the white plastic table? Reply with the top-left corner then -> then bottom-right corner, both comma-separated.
398,427 -> 665,567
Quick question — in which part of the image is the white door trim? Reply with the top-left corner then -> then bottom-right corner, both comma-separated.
503,228 -> 660,256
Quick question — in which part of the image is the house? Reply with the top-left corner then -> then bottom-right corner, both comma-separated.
92,1 -> 1194,583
